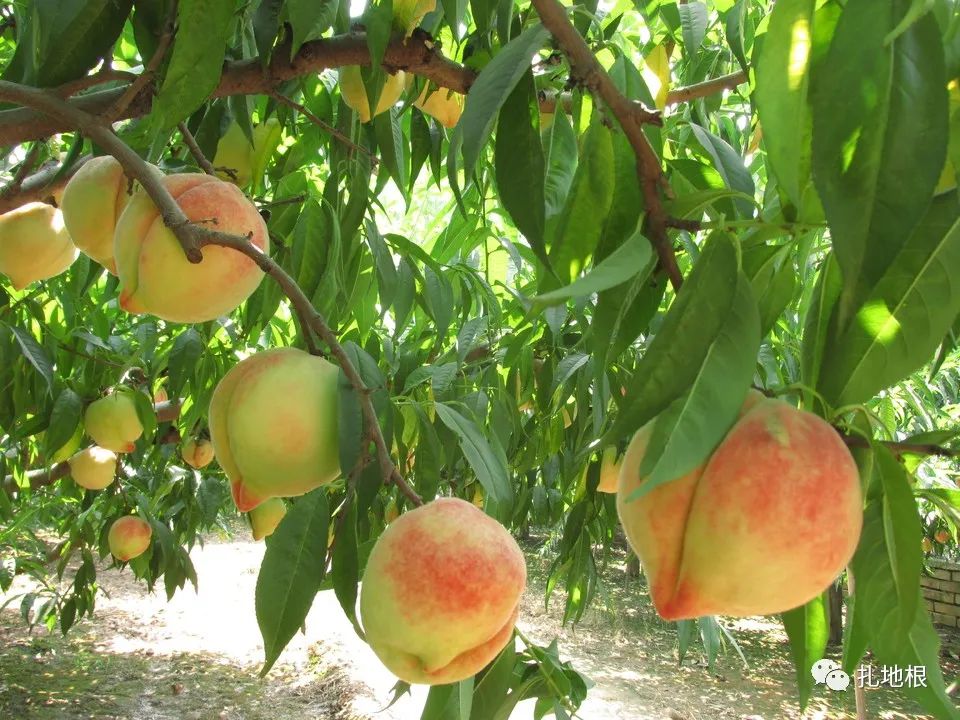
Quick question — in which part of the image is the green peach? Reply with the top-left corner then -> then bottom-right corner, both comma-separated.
68,446 -> 118,490
84,391 -> 146,453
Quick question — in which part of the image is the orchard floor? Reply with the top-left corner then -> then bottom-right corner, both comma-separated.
2,527 -> 958,720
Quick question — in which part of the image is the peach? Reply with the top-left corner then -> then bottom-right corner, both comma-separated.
384,498 -> 400,524
339,67 -> 406,123
68,446 -> 118,490
84,390 -> 147,453
48,423 -> 83,462
114,173 -> 269,323
108,515 -> 152,561
208,347 -> 340,512
359,497 -> 526,685
413,84 -> 463,129
181,437 -> 215,469
617,397 -> 862,620
249,498 -> 287,541
596,446 -> 620,493
0,202 -> 77,289
935,530 -> 950,544
393,0 -> 435,35
59,155 -> 141,272
212,119 -> 282,189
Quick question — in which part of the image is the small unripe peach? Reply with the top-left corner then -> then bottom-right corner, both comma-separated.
49,423 -> 84,463
208,348 -> 340,512
84,390 -> 146,453
249,498 -> 287,541
212,119 -> 282,189
68,446 -> 118,490
360,497 -> 526,685
181,438 -> 215,469
339,67 -> 406,123
0,202 -> 77,289
596,446 -> 620,493
153,386 -> 168,403
114,173 -> 269,323
922,536 -> 934,553
108,515 -> 152,561
60,155 -> 138,272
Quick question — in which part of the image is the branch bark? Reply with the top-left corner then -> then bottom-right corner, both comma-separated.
0,155 -> 89,213
528,0 -> 683,292
664,70 -> 747,106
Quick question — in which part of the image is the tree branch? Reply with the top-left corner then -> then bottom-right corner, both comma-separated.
528,0 -> 683,292
177,121 -> 217,175
840,433 -> 960,459
0,155 -> 89,213
665,70 -> 747,106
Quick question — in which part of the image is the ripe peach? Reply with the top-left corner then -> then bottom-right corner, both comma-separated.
108,515 -> 152,561
68,446 -> 118,490
114,173 -> 268,323
597,446 -> 620,493
208,347 -> 340,512
359,497 -> 526,685
412,84 -> 463,129
181,438 -> 215,469
935,529 -> 951,544
250,498 -> 287,541
339,67 -> 406,123
617,397 -> 862,620
84,390 -> 146,453
60,155 -> 139,272
0,202 -> 77,289
922,537 -> 934,553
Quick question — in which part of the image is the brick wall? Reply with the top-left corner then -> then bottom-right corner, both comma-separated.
921,558 -> 960,627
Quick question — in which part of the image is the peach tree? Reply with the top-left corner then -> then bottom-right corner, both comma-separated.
0,0 -> 958,718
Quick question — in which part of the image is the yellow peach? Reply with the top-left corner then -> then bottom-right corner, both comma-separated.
208,347 -> 340,512
181,438 -> 215,469
413,84 -> 463,129
360,497 -> 526,685
68,446 -> 118,490
339,67 -> 407,123
114,173 -> 269,323
250,498 -> 287,541
0,202 -> 77,289
108,515 -> 152,561
596,446 -> 620,493
84,390 -> 146,453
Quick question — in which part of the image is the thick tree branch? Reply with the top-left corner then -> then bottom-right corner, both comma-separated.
0,79 -> 423,507
0,156 -> 89,213
529,0 -> 683,292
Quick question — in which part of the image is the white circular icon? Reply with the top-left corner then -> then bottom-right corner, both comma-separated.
825,668 -> 851,691
811,658 -> 841,684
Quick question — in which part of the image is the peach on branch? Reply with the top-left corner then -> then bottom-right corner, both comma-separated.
114,173 -> 269,323
393,0 -> 436,35
617,396 -> 862,620
108,515 -> 152,561
212,119 -> 282,189
60,155 -> 140,272
181,438 -> 215,469
0,202 -> 77,289
339,67 -> 406,123
48,423 -> 84,463
249,498 -> 287,541
84,390 -> 147,453
359,497 -> 526,685
596,446 -> 620,493
208,347 -> 340,512
412,84 -> 463,129
68,446 -> 118,490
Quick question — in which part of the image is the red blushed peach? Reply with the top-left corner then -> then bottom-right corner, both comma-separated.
208,348 -> 340,512
114,173 -> 268,323
618,397 -> 862,620
108,516 -> 152,561
359,497 -> 526,685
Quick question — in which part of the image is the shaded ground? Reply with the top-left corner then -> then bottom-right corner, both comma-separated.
1,529 -> 958,719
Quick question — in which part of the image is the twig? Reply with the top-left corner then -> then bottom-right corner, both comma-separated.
665,70 -> 747,106
0,141 -> 42,198
256,193 -> 307,209
529,0 -> 683,292
0,78 -> 423,507
177,121 -> 217,175
0,155 -> 89,213
295,306 -> 322,356
268,88 -> 379,165
840,433 -> 960,459
55,70 -> 137,98
106,2 -> 177,120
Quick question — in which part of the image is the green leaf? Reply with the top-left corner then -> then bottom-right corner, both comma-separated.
44,388 -> 83,459
166,328 -> 204,398
6,323 -> 53,392
743,244 -> 797,336
799,254 -> 842,403
781,595 -> 829,710
546,118 -> 616,284
373,107 -> 409,195
543,108 -> 578,219
252,0 -> 282,64
689,124 -> 755,217
817,193 -> 960,406
288,0 -> 338,57
331,496 -> 364,638
811,0 -> 949,324
605,234 -> 751,444
533,233 -> 653,307
153,0 -> 235,130
452,23 -> 550,189
633,268 -> 760,496
679,1 -> 709,57
495,70 -> 546,265
434,402 -> 512,508
337,368 -> 363,477
256,489 -> 329,676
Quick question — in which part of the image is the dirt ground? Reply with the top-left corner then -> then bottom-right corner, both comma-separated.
1,529 -> 957,720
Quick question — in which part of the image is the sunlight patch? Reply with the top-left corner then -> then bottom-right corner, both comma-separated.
857,300 -> 901,344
